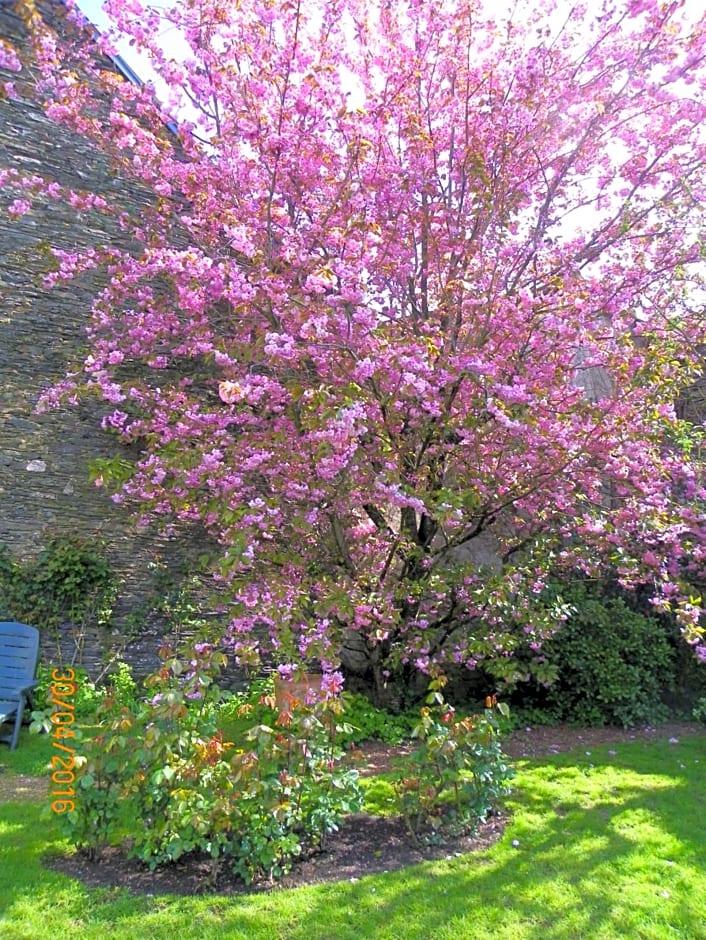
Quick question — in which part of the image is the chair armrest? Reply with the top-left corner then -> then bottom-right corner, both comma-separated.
11,680 -> 39,696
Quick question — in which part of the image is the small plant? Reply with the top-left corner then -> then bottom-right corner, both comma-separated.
227,689 -> 362,883
29,664 -> 106,734
692,698 -> 706,723
29,660 -> 139,734
106,661 -> 139,711
392,675 -> 513,843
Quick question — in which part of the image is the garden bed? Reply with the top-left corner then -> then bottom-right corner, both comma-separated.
46,810 -> 508,895
42,720 -> 703,895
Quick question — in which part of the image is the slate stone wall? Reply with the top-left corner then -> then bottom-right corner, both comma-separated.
0,0 -> 212,676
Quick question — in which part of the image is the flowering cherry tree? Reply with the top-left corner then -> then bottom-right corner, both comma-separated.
5,0 -> 706,697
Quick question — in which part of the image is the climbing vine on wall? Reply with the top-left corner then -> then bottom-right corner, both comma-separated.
0,535 -> 117,661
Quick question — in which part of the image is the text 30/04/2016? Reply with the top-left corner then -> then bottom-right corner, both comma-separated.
48,668 -> 78,814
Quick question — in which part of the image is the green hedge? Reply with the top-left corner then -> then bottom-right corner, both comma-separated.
516,582 -> 675,727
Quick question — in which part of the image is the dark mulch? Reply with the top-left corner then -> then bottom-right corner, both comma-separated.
35,720 -> 706,896
352,719 -> 702,775
501,719 -> 702,760
46,812 -> 508,896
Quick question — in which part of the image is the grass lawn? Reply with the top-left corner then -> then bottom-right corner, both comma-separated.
1,729 -> 705,940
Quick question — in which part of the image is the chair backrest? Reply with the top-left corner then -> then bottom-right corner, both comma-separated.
0,622 -> 40,698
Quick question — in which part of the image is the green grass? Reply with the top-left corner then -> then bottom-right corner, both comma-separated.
0,727 -> 54,776
1,729 -> 705,939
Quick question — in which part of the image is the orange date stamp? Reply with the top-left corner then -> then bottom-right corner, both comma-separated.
48,667 -> 78,813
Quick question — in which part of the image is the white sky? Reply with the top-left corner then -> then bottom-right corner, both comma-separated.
74,0 -> 180,86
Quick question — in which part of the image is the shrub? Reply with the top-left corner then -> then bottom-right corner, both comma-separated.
392,676 -> 513,843
534,582 -> 674,727
0,537 -> 116,648
106,660 -> 140,710
30,664 -> 106,730
29,660 -> 139,733
337,692 -> 417,747
60,650 -> 361,884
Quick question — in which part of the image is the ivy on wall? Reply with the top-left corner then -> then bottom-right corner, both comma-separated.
0,537 -> 219,675
0,535 -> 117,663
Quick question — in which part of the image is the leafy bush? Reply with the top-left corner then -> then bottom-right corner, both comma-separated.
61,649 -> 361,884
106,661 -> 140,710
0,537 -> 116,644
392,676 -> 513,843
531,583 -> 674,727
337,692 -> 417,746
30,664 -> 106,730
29,661 -> 139,732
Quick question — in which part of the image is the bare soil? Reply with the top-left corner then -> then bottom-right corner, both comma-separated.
0,769 -> 48,802
5,720 -> 702,896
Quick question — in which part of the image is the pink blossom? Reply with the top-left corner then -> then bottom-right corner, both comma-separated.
7,199 -> 31,218
0,40 -> 21,72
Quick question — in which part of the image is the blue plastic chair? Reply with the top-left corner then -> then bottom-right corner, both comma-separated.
0,622 -> 40,750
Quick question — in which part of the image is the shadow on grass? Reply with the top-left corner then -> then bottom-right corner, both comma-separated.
0,728 -> 53,777
1,736 -> 704,940
272,740 -> 706,939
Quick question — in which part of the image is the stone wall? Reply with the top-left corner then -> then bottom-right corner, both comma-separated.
0,0 -> 211,675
